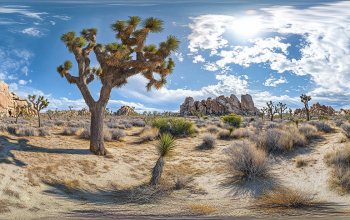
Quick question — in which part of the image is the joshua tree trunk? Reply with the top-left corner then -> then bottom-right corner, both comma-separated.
38,112 -> 41,128
270,113 -> 273,121
306,109 -> 310,121
280,110 -> 283,119
150,157 -> 164,185
89,104 -> 109,155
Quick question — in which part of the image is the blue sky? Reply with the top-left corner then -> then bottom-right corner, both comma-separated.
0,0 -> 349,112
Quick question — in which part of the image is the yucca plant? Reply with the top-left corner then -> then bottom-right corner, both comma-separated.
228,126 -> 235,134
150,133 -> 177,185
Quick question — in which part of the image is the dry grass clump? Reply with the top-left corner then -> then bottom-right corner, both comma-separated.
17,126 -> 37,137
335,119 -> 344,127
251,128 -> 305,154
187,203 -> 218,214
298,124 -> 319,140
257,186 -> 317,209
174,173 -> 194,190
37,127 -> 50,136
62,127 -> 80,136
206,126 -> 219,133
307,121 -> 331,133
341,124 -> 350,139
225,141 -> 270,180
218,129 -> 230,139
0,199 -> 12,213
202,133 -> 217,149
324,145 -> 350,194
110,129 -> 126,141
294,155 -> 308,168
140,127 -> 159,141
65,179 -> 81,190
231,128 -> 250,139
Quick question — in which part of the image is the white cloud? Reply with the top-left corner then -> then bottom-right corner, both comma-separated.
0,48 -> 34,80
50,21 -> 55,25
9,83 -> 17,91
18,80 -> 27,85
188,14 -> 235,53
53,15 -> 70,20
285,90 -> 290,92
0,6 -> 47,20
28,79 -> 32,83
202,62 -> 218,71
263,76 -> 288,87
174,52 -> 183,62
193,55 -> 205,63
21,28 -> 42,37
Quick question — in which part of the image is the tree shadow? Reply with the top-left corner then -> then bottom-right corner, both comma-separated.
0,135 -> 93,167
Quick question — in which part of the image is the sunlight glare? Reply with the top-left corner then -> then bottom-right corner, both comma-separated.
232,17 -> 261,36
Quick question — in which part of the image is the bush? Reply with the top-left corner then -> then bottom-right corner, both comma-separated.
63,127 -> 80,136
346,115 -> 350,120
202,133 -> 216,149
298,124 -> 319,140
7,125 -> 17,135
231,128 -> 250,139
80,126 -> 90,139
110,129 -> 126,141
103,128 -> 112,141
341,124 -> 350,138
265,122 -> 283,130
319,115 -> 328,120
257,186 -> 317,208
295,155 -> 307,168
307,121 -> 331,133
17,126 -> 37,136
196,123 -> 206,128
38,127 -> 50,136
54,120 -> 66,126
335,119 -> 344,127
220,113 -> 242,127
131,120 -> 146,127
140,127 -> 159,141
151,118 -> 170,133
152,118 -> 194,136
218,130 -> 230,139
206,126 -> 219,134
225,141 -> 270,180
174,173 -> 194,190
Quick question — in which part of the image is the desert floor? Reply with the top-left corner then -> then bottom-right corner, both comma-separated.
1,118 -> 350,219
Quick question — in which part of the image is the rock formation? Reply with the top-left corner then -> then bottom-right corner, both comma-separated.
78,108 -> 90,116
335,108 -> 350,115
115,105 -> 138,116
0,81 -> 37,117
180,94 -> 259,116
294,102 -> 335,116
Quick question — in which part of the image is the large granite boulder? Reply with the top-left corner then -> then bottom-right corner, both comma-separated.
115,105 -> 138,116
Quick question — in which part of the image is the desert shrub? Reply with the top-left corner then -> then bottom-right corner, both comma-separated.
110,129 -> 126,141
0,123 -> 7,132
126,180 -> 173,203
151,118 -> 170,133
252,122 -> 264,130
240,122 -> 248,128
335,119 -> 344,127
196,123 -> 206,128
252,128 -> 305,153
54,120 -> 66,126
140,127 -> 159,141
62,127 -> 80,136
193,126 -> 199,133
116,124 -> 126,129
17,126 -> 37,136
231,128 -> 250,139
103,128 -> 112,141
168,118 -> 195,136
80,126 -> 90,139
225,141 -> 270,180
131,120 -> 146,127
106,122 -> 118,128
257,186 -> 316,208
68,121 -> 87,127
319,115 -> 328,120
174,173 -> 194,190
341,124 -> 350,138
202,133 -> 216,149
298,124 -> 319,140
123,123 -> 133,129
41,121 -> 55,127
218,130 -> 230,139
7,125 -> 17,135
37,127 -> 50,136
206,126 -> 219,133
346,115 -> 350,120
220,113 -> 242,127
307,121 -> 331,133
265,122 -> 283,130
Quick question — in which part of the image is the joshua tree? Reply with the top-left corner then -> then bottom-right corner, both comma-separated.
150,133 -> 177,185
46,109 -> 53,120
68,105 -> 73,111
300,94 -> 311,121
265,101 -> 278,121
277,102 -> 287,119
28,95 -> 50,127
260,107 -> 267,120
57,16 -> 179,155
289,108 -> 293,118
15,105 -> 30,124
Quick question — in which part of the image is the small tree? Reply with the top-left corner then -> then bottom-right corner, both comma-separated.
68,105 -> 73,111
57,17 -> 180,155
15,105 -> 30,124
28,95 -> 50,128
277,102 -> 287,119
150,133 -> 177,185
300,94 -> 311,121
47,109 -> 53,120
260,108 -> 267,120
289,108 -> 293,118
265,101 -> 278,121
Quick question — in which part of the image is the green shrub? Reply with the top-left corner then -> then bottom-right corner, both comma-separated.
345,114 -> 350,120
319,115 -> 328,120
220,113 -> 242,127
204,116 -> 208,120
250,117 -> 255,122
151,118 -> 194,136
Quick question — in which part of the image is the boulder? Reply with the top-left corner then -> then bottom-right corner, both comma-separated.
241,94 -> 255,112
115,105 -> 138,116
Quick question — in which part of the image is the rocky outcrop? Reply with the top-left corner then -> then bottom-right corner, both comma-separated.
115,105 -> 138,116
336,108 -> 350,115
0,81 -> 37,117
78,108 -> 90,116
294,102 -> 335,116
180,94 -> 259,116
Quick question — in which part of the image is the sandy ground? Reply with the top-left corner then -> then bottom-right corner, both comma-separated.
0,121 -> 350,219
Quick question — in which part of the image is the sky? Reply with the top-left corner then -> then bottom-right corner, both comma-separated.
0,0 -> 350,113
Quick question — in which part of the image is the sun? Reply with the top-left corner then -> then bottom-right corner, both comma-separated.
232,17 -> 261,36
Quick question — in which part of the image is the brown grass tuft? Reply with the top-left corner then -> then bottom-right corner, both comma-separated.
294,155 -> 308,168
187,203 -> 218,214
65,179 -> 81,190
140,127 -> 159,142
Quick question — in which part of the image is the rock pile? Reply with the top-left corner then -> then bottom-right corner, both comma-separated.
115,105 -> 138,116
78,108 -> 90,116
335,108 -> 350,115
180,94 -> 259,116
0,81 -> 37,117
294,102 -> 335,116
